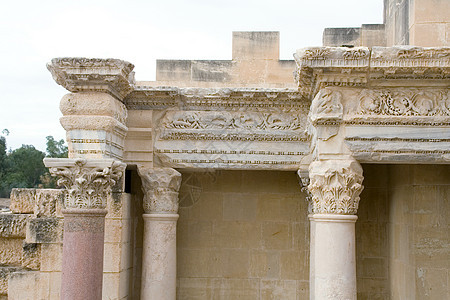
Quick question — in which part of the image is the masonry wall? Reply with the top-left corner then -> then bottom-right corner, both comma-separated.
356,164 -> 390,300
388,164 -> 450,299
176,170 -> 309,299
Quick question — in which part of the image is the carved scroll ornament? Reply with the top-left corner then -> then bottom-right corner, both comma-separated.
358,89 -> 450,116
309,88 -> 343,126
45,158 -> 126,209
307,160 -> 364,215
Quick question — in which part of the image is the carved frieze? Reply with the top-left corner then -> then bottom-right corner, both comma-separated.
137,167 -> 182,214
357,89 -> 450,117
154,109 -> 309,170
44,158 -> 126,209
307,160 -> 364,215
47,58 -> 135,100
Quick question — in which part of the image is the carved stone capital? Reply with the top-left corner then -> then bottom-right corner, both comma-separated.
307,159 -> 364,215
137,167 -> 182,214
47,58 -> 135,101
44,158 -> 126,209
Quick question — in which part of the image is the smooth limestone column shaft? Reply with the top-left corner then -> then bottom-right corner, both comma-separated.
310,214 -> 358,300
141,213 -> 179,300
308,214 -> 316,300
61,208 -> 107,300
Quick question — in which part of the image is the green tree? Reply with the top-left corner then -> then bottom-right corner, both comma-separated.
0,145 -> 46,197
46,136 -> 68,158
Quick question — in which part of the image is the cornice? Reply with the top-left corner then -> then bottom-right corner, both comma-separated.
125,87 -> 308,111
47,58 -> 135,101
294,46 -> 450,100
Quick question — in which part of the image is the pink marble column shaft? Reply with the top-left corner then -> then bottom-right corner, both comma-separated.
61,209 -> 107,300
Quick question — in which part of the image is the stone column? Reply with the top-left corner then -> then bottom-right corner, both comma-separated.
44,158 -> 126,300
137,167 -> 182,300
305,159 -> 364,300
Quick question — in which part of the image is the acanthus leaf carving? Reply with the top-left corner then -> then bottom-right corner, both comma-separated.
137,167 -> 182,214
45,159 -> 126,209
307,160 -> 364,215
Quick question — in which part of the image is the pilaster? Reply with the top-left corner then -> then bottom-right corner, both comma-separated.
137,167 -> 182,300
44,158 -> 126,300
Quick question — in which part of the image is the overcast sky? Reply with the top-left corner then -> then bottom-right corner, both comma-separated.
0,0 -> 383,151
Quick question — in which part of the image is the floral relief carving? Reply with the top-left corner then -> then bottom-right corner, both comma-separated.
137,167 -> 182,214
307,160 -> 364,215
46,159 -> 126,209
358,89 -> 450,116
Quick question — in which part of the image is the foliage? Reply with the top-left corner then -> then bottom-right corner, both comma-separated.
0,132 -> 68,198
46,136 -> 68,158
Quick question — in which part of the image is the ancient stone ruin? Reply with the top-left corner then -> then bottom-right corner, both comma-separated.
1,0 -> 449,299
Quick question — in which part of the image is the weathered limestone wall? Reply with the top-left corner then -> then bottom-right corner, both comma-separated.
356,165 -> 390,300
154,32 -> 296,88
176,170 -> 309,299
385,0 -> 450,46
323,24 -> 386,47
388,164 -> 449,299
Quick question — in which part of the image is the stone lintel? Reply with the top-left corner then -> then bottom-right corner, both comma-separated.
47,57 -> 135,101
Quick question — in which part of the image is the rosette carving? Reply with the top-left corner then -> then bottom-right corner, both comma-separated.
307,160 -> 364,215
44,159 -> 126,209
137,167 -> 182,214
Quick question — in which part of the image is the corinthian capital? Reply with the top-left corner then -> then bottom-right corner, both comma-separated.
44,158 -> 126,209
137,167 -> 182,214
308,159 -> 363,215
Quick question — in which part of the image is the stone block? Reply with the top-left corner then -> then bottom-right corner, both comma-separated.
415,267 -> 448,299
248,250 -> 280,279
257,193 -> 281,221
25,217 -> 63,244
0,214 -> 31,238
280,251 -> 308,280
177,277 -> 213,299
106,192 -> 131,219
8,271 -> 40,300
0,266 -> 23,296
177,220 -> 214,249
260,279 -> 297,300
211,278 -> 259,299
48,272 -> 61,299
232,31 -> 280,60
21,243 -> 40,270
10,189 -> 35,214
262,222 -> 292,250
0,239 -> 23,265
40,243 -> 63,272
103,272 -> 120,300
223,193 -> 257,221
213,221 -> 261,249
186,192 -> 223,221
34,189 -> 64,217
